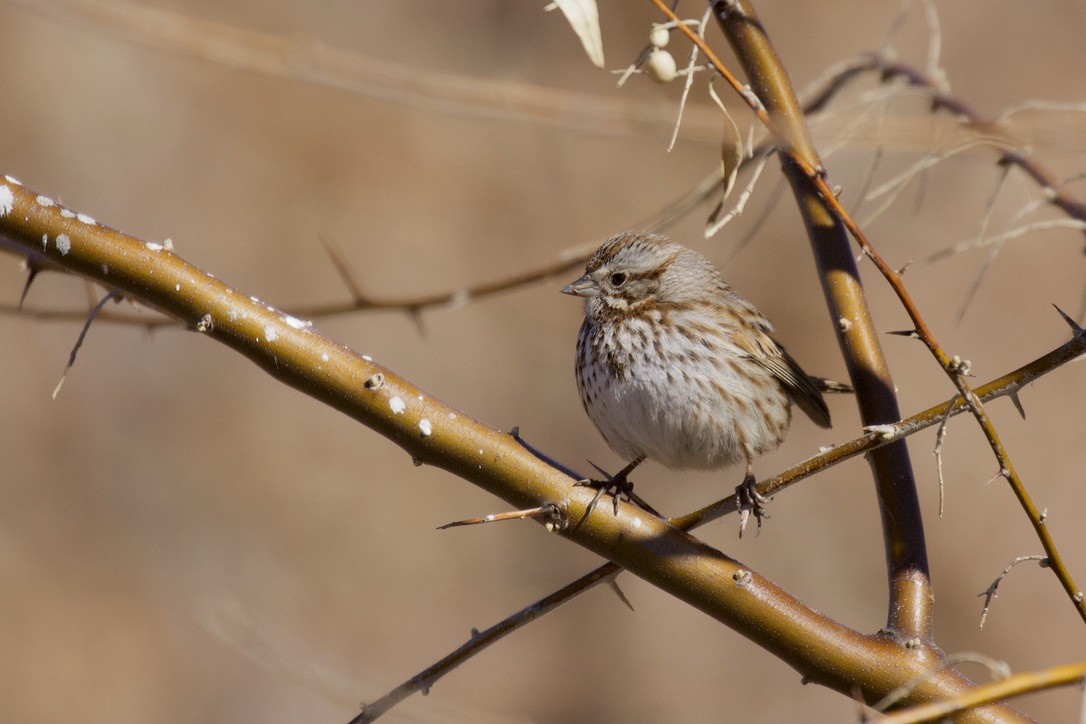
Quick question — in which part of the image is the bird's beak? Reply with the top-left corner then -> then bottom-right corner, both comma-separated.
561,274 -> 597,298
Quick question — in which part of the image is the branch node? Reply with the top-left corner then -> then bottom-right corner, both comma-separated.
948,355 -> 972,376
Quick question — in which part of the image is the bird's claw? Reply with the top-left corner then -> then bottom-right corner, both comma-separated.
735,473 -> 771,538
575,473 -> 635,518
573,457 -> 659,525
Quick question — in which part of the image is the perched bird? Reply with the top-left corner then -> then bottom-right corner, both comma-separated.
562,230 -> 846,531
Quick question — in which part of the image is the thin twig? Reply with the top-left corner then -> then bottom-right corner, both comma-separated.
357,324 -> 1086,719
977,555 -> 1049,629
873,659 -> 1086,724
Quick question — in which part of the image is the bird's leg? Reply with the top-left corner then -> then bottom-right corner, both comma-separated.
734,459 -> 771,537
575,455 -> 647,518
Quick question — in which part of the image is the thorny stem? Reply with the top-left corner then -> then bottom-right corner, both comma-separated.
358,324 -> 1086,719
0,177 -> 1025,722
657,0 -> 1086,629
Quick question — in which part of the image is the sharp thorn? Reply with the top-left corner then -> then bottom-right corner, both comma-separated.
886,329 -> 920,338
1009,392 -> 1026,420
1052,303 -> 1084,333
318,236 -> 367,301
18,264 -> 40,310
607,579 -> 636,612
586,459 -> 612,479
409,307 -> 426,337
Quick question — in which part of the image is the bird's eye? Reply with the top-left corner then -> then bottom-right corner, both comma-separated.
610,272 -> 628,287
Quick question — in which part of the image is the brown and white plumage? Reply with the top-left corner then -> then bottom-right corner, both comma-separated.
563,230 -> 834,477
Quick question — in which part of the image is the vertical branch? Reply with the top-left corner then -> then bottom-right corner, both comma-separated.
700,0 -> 932,640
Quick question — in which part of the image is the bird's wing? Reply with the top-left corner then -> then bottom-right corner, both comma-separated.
734,325 -> 832,429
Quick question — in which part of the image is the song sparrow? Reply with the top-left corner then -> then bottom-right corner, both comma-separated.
562,230 -> 844,531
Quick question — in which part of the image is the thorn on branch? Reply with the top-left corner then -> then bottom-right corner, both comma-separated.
319,237 -> 368,304
1053,303 -> 1084,334
438,503 -> 565,531
18,260 -> 42,309
607,579 -> 636,612
407,307 -> 426,337
886,329 -> 920,339
1009,391 -> 1026,419
52,290 -> 122,399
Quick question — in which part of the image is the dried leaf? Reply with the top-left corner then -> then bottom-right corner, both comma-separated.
707,78 -> 744,201
547,0 -> 604,69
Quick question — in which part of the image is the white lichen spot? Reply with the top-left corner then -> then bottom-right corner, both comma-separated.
838,317 -> 853,332
0,185 -> 13,217
264,324 -> 278,342
76,213 -> 96,225
196,314 -> 213,333
227,309 -> 238,321
102,264 -> 108,275
633,518 -> 642,529
284,315 -> 308,330
146,242 -> 164,251
250,296 -> 260,303
162,238 -> 173,250
417,395 -> 424,401
3,175 -> 21,185
389,397 -> 406,414
863,424 -> 897,440
35,195 -> 54,207
60,208 -> 76,219
55,234 -> 71,255
419,419 -> 432,436
41,233 -> 48,249
449,289 -> 470,308
320,353 -> 329,362
478,449 -> 484,456
485,514 -> 495,522
447,412 -> 456,419
362,355 -> 372,361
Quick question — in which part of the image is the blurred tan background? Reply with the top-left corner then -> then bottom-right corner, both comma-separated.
2,1 -> 1085,721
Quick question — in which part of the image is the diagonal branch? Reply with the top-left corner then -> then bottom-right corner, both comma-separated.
358,318 -> 1086,719
0,176 -> 1026,719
